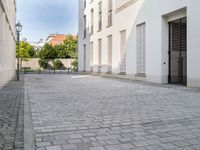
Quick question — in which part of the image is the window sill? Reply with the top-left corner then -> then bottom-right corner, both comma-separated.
135,73 -> 146,77
97,29 -> 102,32
107,24 -> 112,28
119,72 -> 126,75
107,71 -> 112,74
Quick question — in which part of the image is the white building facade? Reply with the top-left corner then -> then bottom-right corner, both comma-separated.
0,0 -> 16,87
78,0 -> 200,87
30,40 -> 46,54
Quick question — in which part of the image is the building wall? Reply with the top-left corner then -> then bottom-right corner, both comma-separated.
0,0 -> 16,87
78,0 -> 200,87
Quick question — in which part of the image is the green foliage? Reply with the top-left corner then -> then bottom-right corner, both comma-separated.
38,35 -> 78,60
54,44 -> 67,59
72,59 -> 78,71
38,59 -> 48,69
53,59 -> 64,70
39,43 -> 56,59
63,34 -> 78,59
16,41 -> 36,61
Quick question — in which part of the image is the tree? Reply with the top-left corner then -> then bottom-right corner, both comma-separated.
63,34 -> 78,59
54,44 -> 67,58
16,41 -> 36,61
39,43 -> 56,59
16,41 -> 36,68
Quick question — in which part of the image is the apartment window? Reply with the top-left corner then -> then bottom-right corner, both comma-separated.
90,42 -> 93,67
108,35 -> 112,72
108,0 -> 113,27
98,2 -> 102,31
137,23 -> 146,75
83,44 -> 86,71
98,39 -> 102,65
84,0 -> 86,9
120,30 -> 126,74
90,9 -> 94,35
83,15 -> 86,39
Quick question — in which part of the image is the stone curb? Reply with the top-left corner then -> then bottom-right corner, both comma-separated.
24,80 -> 35,150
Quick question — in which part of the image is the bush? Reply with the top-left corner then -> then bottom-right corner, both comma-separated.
53,59 -> 64,70
38,59 -> 48,69
39,43 -> 56,59
72,59 -> 78,71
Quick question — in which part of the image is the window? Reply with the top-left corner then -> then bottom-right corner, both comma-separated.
84,0 -> 86,9
90,9 -> 94,35
108,35 -> 112,72
120,30 -> 126,74
98,39 -> 102,65
137,23 -> 146,75
90,42 -> 93,67
83,15 -> 86,39
83,44 -> 86,71
98,2 -> 102,31
108,0 -> 113,27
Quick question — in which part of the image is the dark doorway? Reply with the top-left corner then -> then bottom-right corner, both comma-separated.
169,17 -> 187,85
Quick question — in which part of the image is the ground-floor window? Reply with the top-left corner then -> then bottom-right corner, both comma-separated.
98,39 -> 102,66
90,42 -> 93,69
120,30 -> 126,74
107,35 -> 112,72
137,23 -> 146,75
83,44 -> 86,71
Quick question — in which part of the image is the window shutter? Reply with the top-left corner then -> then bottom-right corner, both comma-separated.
108,35 -> 112,72
98,39 -> 102,65
90,42 -> 93,67
120,30 -> 126,73
137,23 -> 146,74
83,45 -> 86,71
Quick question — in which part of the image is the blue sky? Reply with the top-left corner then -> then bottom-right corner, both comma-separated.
17,0 -> 78,42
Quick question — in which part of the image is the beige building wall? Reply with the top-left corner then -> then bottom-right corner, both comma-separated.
18,58 -> 74,70
0,0 -> 16,88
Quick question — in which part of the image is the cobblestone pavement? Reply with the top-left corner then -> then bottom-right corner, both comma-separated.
0,78 -> 24,150
25,74 -> 200,150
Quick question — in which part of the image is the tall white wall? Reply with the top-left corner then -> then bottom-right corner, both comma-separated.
78,0 -> 84,71
0,0 -> 16,88
187,1 -> 200,87
78,0 -> 200,87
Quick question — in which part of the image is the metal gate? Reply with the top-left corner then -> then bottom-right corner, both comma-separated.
169,17 -> 187,85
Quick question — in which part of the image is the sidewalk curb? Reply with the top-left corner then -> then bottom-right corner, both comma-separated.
24,80 -> 35,150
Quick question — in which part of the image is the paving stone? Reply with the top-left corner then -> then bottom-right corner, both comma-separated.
46,145 -> 62,150
69,134 -> 83,139
173,141 -> 190,147
68,139 -> 82,144
62,144 -> 77,150
25,74 -> 200,150
105,145 -> 122,150
0,77 -> 24,149
89,147 -> 105,150
36,142 -> 51,147
133,140 -> 149,147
